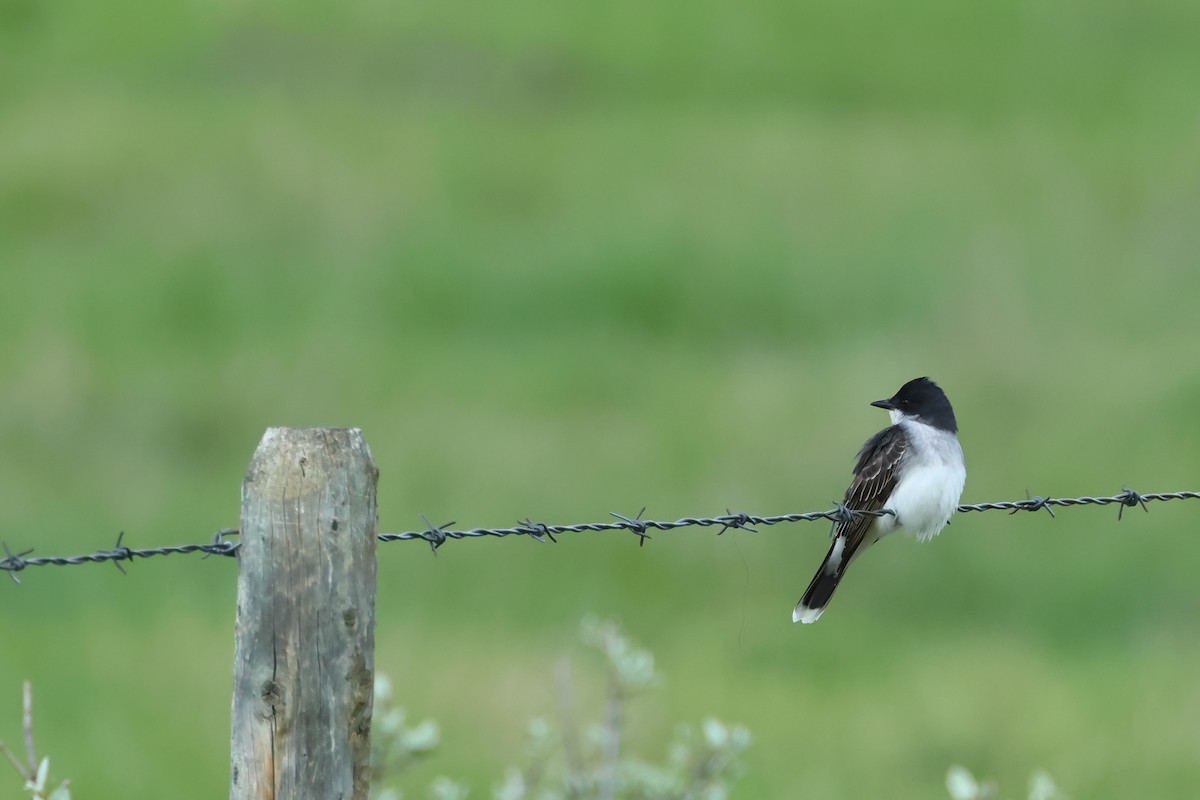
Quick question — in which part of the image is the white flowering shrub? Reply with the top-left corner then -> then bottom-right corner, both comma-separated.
946,765 -> 1067,800
370,618 -> 751,800
2,684 -> 70,800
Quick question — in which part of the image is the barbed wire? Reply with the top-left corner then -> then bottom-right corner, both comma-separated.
2,488 -> 1198,581
0,531 -> 241,583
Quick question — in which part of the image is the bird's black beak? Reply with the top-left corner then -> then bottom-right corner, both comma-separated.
870,398 -> 896,410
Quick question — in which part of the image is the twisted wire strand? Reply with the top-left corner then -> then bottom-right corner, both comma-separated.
3,489 -> 1197,579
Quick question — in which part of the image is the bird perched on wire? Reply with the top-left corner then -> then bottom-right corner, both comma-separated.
793,377 -> 966,624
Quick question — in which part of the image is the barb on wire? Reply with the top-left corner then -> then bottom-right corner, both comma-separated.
2,488 -> 1199,578
2,542 -> 33,584
518,518 -> 556,543
611,507 -> 650,547
1117,486 -> 1148,520
717,509 -> 756,536
1011,491 -> 1054,519
416,514 -> 454,555
100,531 -> 134,575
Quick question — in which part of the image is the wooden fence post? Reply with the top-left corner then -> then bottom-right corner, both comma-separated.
230,427 -> 378,800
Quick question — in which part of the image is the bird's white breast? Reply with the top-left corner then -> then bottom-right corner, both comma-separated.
881,421 -> 965,541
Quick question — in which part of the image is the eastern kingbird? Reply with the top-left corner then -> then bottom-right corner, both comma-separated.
793,377 -> 965,624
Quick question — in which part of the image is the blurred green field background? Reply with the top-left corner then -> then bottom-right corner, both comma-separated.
3,0 -> 1200,797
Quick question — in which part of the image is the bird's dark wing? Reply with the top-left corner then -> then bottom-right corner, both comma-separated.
793,424 -> 911,623
836,425 -> 908,556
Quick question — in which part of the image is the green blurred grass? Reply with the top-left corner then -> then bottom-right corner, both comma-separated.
2,0 -> 1200,797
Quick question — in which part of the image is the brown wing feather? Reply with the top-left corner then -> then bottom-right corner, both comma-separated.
835,425 -> 907,559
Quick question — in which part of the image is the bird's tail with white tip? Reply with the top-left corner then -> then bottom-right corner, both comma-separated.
792,536 -> 850,624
